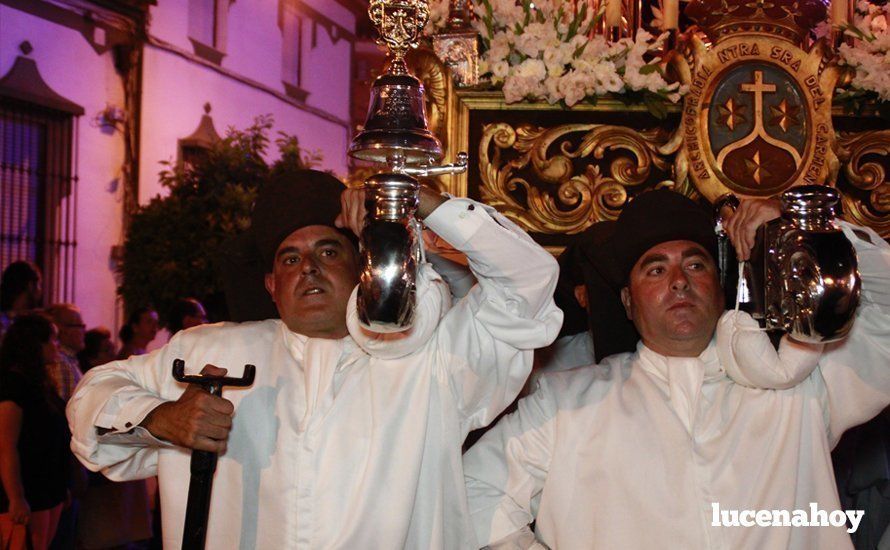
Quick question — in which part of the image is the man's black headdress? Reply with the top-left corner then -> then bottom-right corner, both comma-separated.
218,169 -> 349,322
576,190 -> 718,361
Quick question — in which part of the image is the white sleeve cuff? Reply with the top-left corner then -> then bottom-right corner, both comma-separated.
422,198 -> 491,249
95,391 -> 173,447
98,425 -> 172,447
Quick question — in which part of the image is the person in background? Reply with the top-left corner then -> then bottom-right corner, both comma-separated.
43,306 -> 87,550
77,328 -> 116,374
79,314 -> 156,549
0,314 -> 71,550
74,326 -> 147,550
165,298 -> 207,336
45,305 -> 85,403
116,308 -> 159,359
0,262 -> 42,343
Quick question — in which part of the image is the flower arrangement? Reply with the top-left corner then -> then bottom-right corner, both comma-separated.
836,0 -> 890,115
425,0 -> 684,117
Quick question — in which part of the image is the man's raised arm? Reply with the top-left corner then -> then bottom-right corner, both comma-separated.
420,194 -> 563,433
463,378 -> 558,548
814,222 -> 890,446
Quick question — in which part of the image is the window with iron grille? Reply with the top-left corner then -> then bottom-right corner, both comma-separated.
0,99 -> 79,306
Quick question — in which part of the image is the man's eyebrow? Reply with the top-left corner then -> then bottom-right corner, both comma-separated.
276,238 -> 345,260
637,252 -> 668,270
275,246 -> 300,260
681,246 -> 709,260
314,238 -> 344,249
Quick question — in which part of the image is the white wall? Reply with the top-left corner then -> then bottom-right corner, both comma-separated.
301,16 -> 353,121
139,0 -> 357,204
1,5 -> 126,332
138,46 -> 352,203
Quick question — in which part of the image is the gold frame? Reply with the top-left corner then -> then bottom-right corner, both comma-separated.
441,90 -> 680,197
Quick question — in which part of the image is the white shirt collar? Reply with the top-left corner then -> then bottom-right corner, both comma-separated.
636,338 -> 724,434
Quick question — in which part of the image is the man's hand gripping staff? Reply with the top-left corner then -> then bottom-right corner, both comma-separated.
152,360 -> 255,550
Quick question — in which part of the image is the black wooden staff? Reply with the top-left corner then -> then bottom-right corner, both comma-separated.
172,359 -> 256,550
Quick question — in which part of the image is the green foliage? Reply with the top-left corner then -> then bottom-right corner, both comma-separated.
118,115 -> 322,325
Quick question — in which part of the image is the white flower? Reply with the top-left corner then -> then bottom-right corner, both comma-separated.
475,0 -> 687,106
514,33 -> 542,58
814,20 -> 832,39
557,71 -> 589,106
424,0 -> 451,35
478,58 -> 491,78
503,75 -> 547,102
491,60 -> 510,80
514,58 -> 547,80
491,0 -> 525,27
488,32 -> 512,62
514,22 -> 558,58
838,0 -> 890,101
534,0 -> 557,18
543,41 -> 574,77
545,75 -> 562,104
569,34 -> 589,52
651,1 -> 666,30
502,78 -> 525,103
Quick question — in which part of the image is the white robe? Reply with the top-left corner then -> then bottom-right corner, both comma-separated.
67,198 -> 563,550
464,222 -> 890,550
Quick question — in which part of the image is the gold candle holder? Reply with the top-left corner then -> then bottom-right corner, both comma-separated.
368,0 -> 430,76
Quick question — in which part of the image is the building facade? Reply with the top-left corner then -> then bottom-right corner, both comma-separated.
1,0 -> 362,333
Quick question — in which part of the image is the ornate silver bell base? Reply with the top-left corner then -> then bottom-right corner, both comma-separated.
764,185 -> 861,344
357,172 -> 421,332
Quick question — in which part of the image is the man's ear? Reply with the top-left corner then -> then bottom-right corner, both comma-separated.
573,284 -> 588,309
264,273 -> 276,302
620,286 -> 633,320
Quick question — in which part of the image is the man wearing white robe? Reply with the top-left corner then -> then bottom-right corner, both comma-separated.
67,170 -> 562,549
463,191 -> 890,549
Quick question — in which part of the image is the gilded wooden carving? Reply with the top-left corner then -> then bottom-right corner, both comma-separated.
478,122 -> 680,234
837,130 -> 890,237
407,47 -> 450,154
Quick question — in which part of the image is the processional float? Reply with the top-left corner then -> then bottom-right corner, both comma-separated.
416,0 -> 867,343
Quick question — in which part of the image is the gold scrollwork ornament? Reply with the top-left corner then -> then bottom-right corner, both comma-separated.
837,129 -> 890,237
368,0 -> 430,74
478,122 -> 673,234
